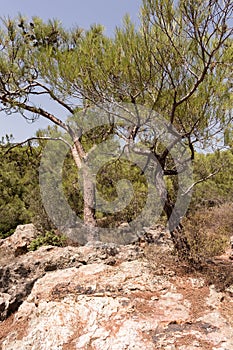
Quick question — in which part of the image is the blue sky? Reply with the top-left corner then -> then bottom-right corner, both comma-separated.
0,0 -> 141,141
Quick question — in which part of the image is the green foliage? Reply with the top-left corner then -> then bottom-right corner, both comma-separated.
0,142 -> 36,237
1,129 -> 232,236
0,3 -> 232,236
96,159 -> 149,226
190,149 -> 233,209
0,137 -> 56,236
0,228 -> 15,239
29,230 -> 66,251
62,136 -> 150,226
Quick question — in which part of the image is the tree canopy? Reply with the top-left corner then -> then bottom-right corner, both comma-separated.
0,0 -> 232,252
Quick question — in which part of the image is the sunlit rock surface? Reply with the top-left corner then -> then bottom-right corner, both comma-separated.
1,225 -> 233,349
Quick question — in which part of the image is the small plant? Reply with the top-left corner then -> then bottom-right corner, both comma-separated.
0,228 -> 16,239
29,230 -> 67,251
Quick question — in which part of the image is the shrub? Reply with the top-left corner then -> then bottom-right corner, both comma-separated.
183,202 -> 233,263
29,230 -> 67,251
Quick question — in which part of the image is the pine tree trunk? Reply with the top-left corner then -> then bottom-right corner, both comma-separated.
71,143 -> 97,228
82,166 -> 96,227
155,167 -> 191,260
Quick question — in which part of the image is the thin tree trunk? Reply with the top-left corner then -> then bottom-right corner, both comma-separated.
71,143 -> 97,228
82,166 -> 96,227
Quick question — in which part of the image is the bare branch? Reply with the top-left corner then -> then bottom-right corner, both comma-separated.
181,168 -> 220,196
1,95 -> 70,132
5,136 -> 72,154
34,81 -> 75,114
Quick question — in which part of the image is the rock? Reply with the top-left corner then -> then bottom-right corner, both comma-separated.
225,284 -> 233,295
119,222 -> 130,229
0,239 -> 144,322
139,225 -> 173,248
230,235 -> 233,249
2,257 -> 233,350
0,224 -> 38,264
0,293 -> 11,321
1,224 -> 233,349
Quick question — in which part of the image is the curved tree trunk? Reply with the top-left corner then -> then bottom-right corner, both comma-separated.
155,166 -> 191,260
163,200 -> 191,260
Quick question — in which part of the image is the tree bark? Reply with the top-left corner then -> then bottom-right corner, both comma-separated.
71,142 -> 97,228
164,200 -> 191,260
155,166 -> 191,260
82,166 -> 96,227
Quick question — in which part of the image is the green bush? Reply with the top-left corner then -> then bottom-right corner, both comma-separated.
190,150 -> 233,210
183,202 -> 233,263
0,142 -> 40,236
0,228 -> 16,239
29,231 -> 67,251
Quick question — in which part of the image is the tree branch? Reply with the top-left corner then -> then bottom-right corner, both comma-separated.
1,95 -> 70,132
5,136 -> 72,154
34,81 -> 75,114
181,168 -> 220,196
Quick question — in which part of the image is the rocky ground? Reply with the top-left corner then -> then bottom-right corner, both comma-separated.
0,224 -> 233,350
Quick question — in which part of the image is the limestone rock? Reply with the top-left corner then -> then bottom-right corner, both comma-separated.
1,225 -> 233,349
0,239 -> 144,322
0,224 -> 38,264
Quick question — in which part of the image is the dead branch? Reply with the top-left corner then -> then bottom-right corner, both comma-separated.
4,136 -> 72,154
181,168 -> 220,196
